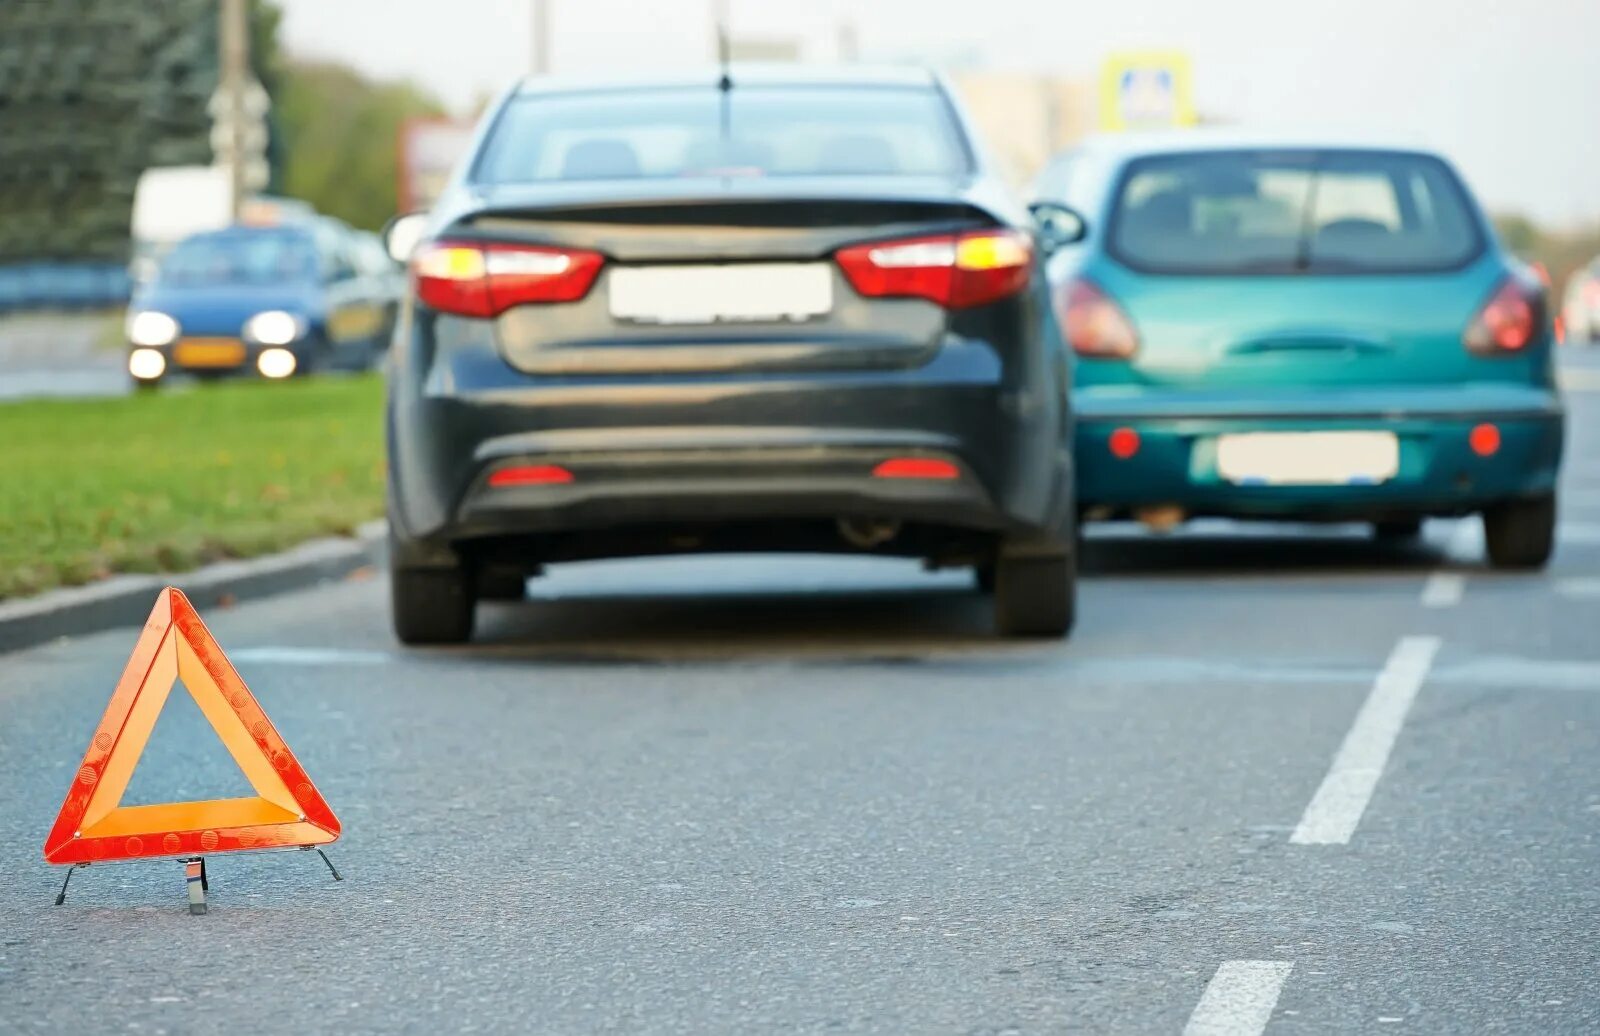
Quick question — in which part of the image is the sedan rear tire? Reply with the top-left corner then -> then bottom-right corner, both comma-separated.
1483,492 -> 1556,570
994,550 -> 1075,639
391,565 -> 476,645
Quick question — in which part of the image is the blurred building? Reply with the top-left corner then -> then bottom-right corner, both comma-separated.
949,73 -> 1095,187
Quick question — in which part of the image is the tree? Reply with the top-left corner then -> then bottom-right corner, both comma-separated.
274,60 -> 446,231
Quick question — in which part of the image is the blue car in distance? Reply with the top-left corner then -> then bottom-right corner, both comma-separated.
126,219 -> 391,387
1030,134 -> 1564,568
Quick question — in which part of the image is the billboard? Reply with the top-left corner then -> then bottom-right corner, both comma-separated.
398,118 -> 477,213
1099,51 -> 1196,132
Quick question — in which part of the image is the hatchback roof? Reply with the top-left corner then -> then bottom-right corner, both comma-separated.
1071,128 -> 1445,161
514,63 -> 939,96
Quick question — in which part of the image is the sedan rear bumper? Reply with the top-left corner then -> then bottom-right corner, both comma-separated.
1076,388 -> 1563,519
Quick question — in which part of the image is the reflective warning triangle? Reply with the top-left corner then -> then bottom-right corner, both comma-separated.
43,588 -> 340,865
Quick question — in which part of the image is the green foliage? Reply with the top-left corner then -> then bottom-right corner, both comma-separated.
0,376 -> 385,599
276,61 -> 446,231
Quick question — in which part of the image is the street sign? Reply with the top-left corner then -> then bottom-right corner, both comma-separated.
209,77 -> 271,195
42,588 -> 341,869
1099,51 -> 1197,132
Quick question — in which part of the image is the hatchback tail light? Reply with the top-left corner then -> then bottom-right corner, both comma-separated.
835,229 -> 1032,309
1463,275 -> 1543,354
412,240 -> 604,318
1055,278 -> 1139,359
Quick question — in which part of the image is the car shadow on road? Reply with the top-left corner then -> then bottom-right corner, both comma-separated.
1081,522 -> 1462,578
463,581 -> 1017,662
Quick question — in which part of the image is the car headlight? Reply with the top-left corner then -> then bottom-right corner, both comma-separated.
127,311 -> 179,346
244,310 -> 305,346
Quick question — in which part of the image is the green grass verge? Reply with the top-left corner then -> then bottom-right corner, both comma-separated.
0,375 -> 385,599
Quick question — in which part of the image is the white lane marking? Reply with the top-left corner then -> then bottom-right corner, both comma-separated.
1557,367 -> 1600,392
1443,518 -> 1481,564
1420,572 -> 1465,608
230,647 -> 393,665
1555,577 -> 1600,599
1183,961 -> 1295,1036
1420,520 -> 1476,608
1558,521 -> 1600,546
1561,489 -> 1600,510
1291,635 -> 1441,845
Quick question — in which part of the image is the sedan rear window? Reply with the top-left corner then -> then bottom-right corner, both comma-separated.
474,86 -> 970,183
1109,150 -> 1483,274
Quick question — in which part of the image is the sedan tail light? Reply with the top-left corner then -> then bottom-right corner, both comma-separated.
835,229 -> 1032,309
1463,275 -> 1543,354
412,240 -> 604,318
1055,278 -> 1139,359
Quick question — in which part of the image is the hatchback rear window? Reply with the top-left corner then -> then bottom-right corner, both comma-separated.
1108,150 -> 1483,274
474,86 -> 970,183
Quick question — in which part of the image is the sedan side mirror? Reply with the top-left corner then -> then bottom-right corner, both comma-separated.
383,212 -> 429,263
1029,202 -> 1088,252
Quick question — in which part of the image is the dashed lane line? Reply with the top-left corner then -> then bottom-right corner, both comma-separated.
1183,961 -> 1295,1036
1291,635 -> 1441,845
1420,571 -> 1465,608
1555,577 -> 1600,599
1419,519 -> 1478,609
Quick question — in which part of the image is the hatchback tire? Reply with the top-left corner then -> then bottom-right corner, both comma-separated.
994,550 -> 1075,639
391,565 -> 476,644
1483,492 -> 1556,570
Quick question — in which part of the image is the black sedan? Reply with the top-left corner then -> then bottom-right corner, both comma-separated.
383,66 -> 1077,643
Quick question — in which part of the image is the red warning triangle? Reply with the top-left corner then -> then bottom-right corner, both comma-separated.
43,588 -> 340,865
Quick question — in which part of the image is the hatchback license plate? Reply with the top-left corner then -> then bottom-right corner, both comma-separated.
1216,431 -> 1399,486
608,264 -> 832,325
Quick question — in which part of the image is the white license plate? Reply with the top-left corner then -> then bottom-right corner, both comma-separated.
607,264 -> 832,325
1216,431 -> 1400,486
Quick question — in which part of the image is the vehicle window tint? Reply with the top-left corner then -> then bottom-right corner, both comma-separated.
158,231 -> 317,284
1109,150 -> 1483,274
475,86 -> 969,183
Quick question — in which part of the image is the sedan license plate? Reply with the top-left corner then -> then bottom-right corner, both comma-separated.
1216,431 -> 1399,486
174,338 -> 246,368
608,264 -> 832,325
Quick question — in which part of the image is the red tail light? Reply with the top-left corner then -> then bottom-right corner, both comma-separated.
488,464 -> 575,488
835,229 -> 1032,309
413,240 -> 604,318
1055,278 -> 1139,359
1464,276 -> 1542,354
872,457 -> 960,479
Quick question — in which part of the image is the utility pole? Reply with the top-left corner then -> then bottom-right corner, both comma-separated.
531,0 -> 550,75
712,0 -> 729,61
220,0 -> 249,220
837,20 -> 858,62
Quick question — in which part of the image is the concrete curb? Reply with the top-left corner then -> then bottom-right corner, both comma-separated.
0,520 -> 387,655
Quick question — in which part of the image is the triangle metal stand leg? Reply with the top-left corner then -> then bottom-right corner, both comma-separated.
53,864 -> 84,906
185,858 -> 208,915
313,847 -> 342,882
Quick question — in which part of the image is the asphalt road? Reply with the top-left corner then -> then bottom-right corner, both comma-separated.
4,362 -> 1600,1034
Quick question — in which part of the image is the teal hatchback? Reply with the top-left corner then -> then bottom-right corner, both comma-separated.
1031,135 -> 1563,568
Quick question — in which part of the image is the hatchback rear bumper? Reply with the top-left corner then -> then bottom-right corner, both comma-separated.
1076,387 -> 1563,519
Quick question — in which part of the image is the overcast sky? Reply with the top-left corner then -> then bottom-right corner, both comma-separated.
275,0 -> 1599,226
